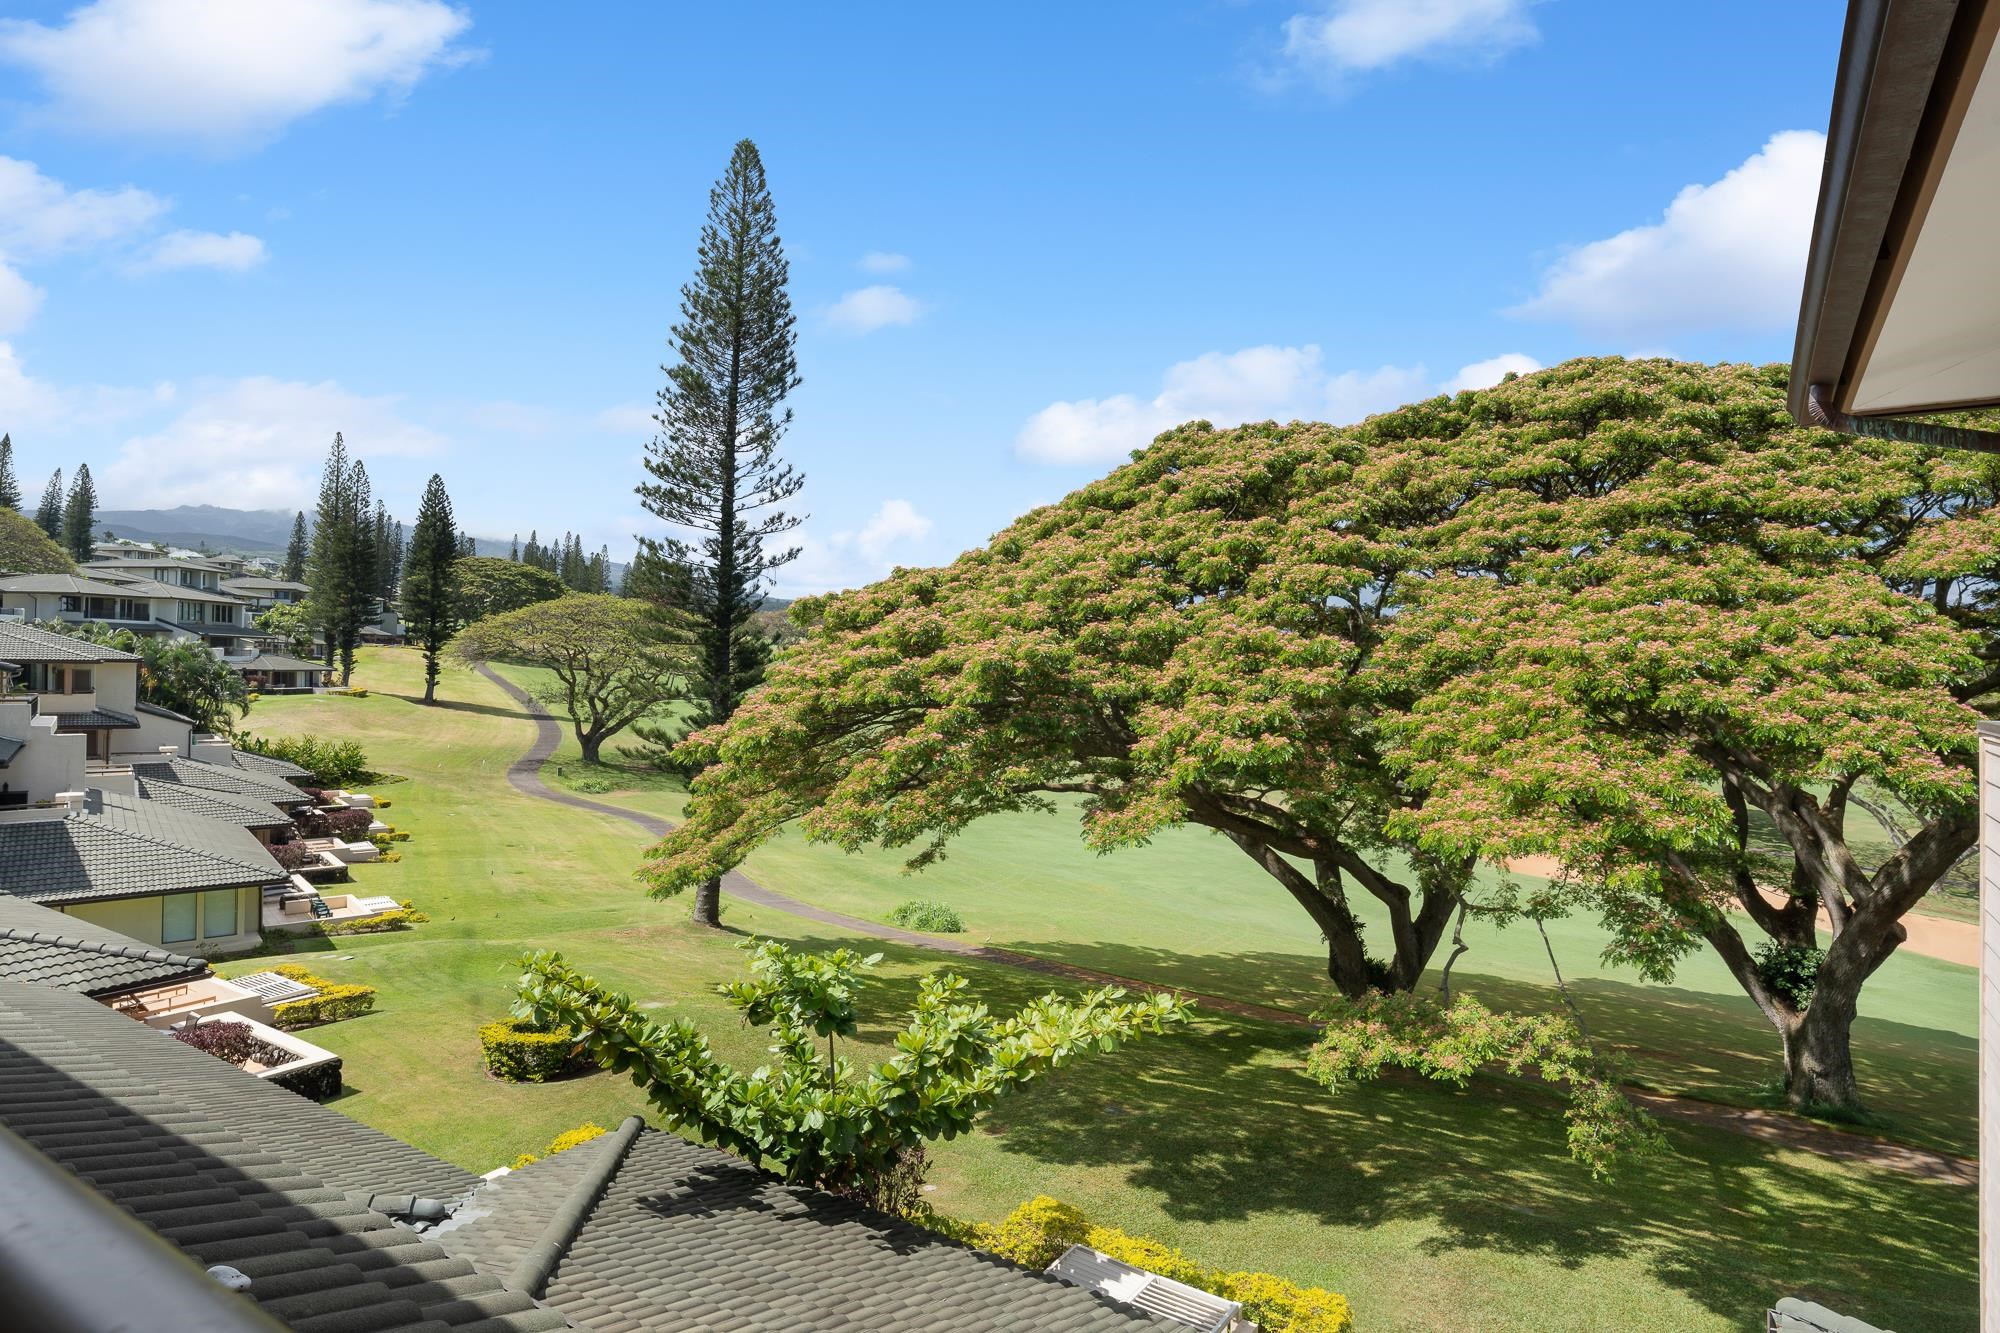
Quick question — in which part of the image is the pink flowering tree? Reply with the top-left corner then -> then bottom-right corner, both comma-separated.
644,356 -> 1997,1113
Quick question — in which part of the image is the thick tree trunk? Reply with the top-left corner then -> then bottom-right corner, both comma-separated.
579,731 -> 602,764
1782,1003 -> 1861,1111
690,875 -> 722,928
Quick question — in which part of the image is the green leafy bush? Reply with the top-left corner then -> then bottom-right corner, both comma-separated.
981,1196 -> 1089,1268
479,1017 -> 586,1082
1755,941 -> 1825,1010
268,964 -> 377,1028
511,941 -> 1188,1194
243,734 -> 371,786
887,899 -> 964,932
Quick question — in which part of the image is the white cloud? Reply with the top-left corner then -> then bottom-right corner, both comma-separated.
132,229 -> 267,273
0,339 -> 172,433
1442,351 -> 1541,393
0,0 -> 474,148
0,155 -> 165,256
1017,345 -> 1541,465
857,498 -> 932,559
773,499 -> 935,596
593,402 -> 656,436
859,251 -> 911,274
825,284 -> 924,334
1509,130 -> 1823,339
1282,0 -> 1538,76
100,376 -> 445,508
0,261 -> 44,336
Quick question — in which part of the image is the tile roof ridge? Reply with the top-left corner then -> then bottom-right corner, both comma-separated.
0,926 -> 207,970
503,1114 -> 646,1299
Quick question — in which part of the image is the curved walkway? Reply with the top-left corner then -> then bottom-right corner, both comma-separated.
475,665 -> 1977,1186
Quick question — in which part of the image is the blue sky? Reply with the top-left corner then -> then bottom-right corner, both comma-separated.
0,1 -> 1843,594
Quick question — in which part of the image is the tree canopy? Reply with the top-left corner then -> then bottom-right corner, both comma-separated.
452,593 -> 689,762
451,555 -> 565,625
401,473 -> 459,704
0,506 -> 77,574
641,357 -> 1998,1111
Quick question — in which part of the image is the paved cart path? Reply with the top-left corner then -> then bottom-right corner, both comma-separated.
476,665 -> 1977,1187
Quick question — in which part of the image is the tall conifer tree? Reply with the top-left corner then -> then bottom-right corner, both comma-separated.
634,138 -> 805,927
308,435 -> 373,684
0,434 -> 21,511
283,511 -> 309,582
35,469 -> 63,539
401,473 -> 460,704
61,464 -> 96,561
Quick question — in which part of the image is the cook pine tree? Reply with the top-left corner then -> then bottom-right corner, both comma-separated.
307,435 -> 376,685
401,473 -> 460,704
634,138 -> 805,928
283,512 -> 309,583
34,469 -> 63,539
0,434 -> 21,511
61,463 -> 96,562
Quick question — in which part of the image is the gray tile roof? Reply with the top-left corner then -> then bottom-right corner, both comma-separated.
134,775 -> 295,830
136,699 -> 196,724
0,895 -> 212,996
0,621 -> 142,662
436,1126 -> 1159,1333
224,577 -> 311,594
53,705 -> 141,729
0,735 -> 23,766
0,572 -> 146,596
129,754 -> 314,806
228,747 -> 315,780
0,980 -> 567,1331
235,653 -> 333,675
0,789 -> 286,905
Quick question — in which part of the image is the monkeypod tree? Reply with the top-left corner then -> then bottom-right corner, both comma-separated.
452,594 -> 689,763
1349,358 -> 1994,1113
646,356 -> 1996,1116
641,400 -> 1477,998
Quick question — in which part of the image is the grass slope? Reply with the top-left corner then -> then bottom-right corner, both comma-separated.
487,663 -> 1977,1158
228,649 -> 1975,1333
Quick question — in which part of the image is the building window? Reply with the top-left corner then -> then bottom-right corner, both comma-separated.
162,894 -> 197,943
202,889 -> 238,938
59,595 -> 82,613
67,668 -> 92,694
86,731 -> 107,761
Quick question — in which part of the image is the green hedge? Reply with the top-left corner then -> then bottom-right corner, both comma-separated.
963,1196 -> 1355,1333
480,1017 -> 587,1082
888,899 -> 965,932
268,964 -> 377,1029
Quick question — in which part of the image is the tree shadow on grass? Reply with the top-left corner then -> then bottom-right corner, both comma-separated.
378,691 -> 541,722
1001,939 -> 1977,1155
696,927 -> 1975,1331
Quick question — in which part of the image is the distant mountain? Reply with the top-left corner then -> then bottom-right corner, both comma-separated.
95,506 -> 300,555
93,504 -> 624,577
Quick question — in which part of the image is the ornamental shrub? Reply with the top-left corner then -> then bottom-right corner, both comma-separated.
241,734 -> 371,787
983,1197 -> 1091,1268
887,899 -> 964,933
965,1197 -> 1354,1333
270,840 -> 318,871
292,806 -> 374,840
509,1121 -> 610,1170
173,1020 -> 293,1069
318,909 -> 411,935
269,964 -> 377,1028
479,1017 -> 586,1082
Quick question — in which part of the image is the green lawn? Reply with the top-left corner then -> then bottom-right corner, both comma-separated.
225,648 -> 1978,1333
488,662 -> 1978,1159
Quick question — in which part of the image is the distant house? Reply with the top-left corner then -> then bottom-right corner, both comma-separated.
222,574 -> 311,613
0,788 -> 283,953
234,651 -> 333,693
79,555 -> 262,652
0,621 -> 149,770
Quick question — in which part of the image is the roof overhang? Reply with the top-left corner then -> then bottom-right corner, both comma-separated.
1791,0 -> 2000,421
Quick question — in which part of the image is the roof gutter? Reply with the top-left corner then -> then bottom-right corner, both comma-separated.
1806,383 -> 2000,452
